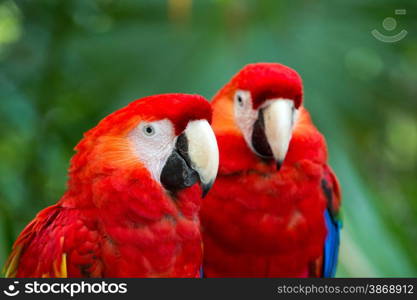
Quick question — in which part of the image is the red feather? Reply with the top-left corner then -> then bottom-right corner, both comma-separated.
201,63 -> 340,277
214,63 -> 303,109
4,94 -> 211,278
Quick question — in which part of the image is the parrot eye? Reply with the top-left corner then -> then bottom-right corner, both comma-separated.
237,95 -> 243,106
235,90 -> 250,108
142,124 -> 155,136
235,93 -> 244,107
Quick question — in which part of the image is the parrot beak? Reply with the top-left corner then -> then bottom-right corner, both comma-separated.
252,99 -> 295,171
184,120 -> 219,197
160,120 -> 219,197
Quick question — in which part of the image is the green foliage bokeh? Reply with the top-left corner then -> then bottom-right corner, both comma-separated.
0,0 -> 416,277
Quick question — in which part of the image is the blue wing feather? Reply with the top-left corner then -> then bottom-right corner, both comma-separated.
322,209 -> 341,277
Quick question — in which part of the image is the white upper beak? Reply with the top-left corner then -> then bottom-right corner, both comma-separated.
262,99 -> 295,168
184,120 -> 219,196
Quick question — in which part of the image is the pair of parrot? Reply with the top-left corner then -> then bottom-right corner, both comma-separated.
3,63 -> 341,278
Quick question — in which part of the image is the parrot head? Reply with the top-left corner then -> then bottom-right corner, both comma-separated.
212,63 -> 303,170
67,94 -> 219,207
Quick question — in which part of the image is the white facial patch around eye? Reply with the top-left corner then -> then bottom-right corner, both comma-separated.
128,119 -> 176,184
234,89 -> 259,150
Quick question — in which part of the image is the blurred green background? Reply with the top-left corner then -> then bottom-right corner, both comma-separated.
0,0 -> 416,277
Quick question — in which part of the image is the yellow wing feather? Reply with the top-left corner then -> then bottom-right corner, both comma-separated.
3,245 -> 22,278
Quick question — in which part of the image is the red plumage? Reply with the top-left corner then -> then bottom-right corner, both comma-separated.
4,94 -> 211,278
215,63 -> 303,109
201,63 -> 341,277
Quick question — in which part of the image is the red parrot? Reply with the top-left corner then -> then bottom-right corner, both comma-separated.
201,63 -> 341,277
4,94 -> 219,278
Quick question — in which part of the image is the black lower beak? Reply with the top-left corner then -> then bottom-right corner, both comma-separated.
201,181 -> 214,198
160,149 -> 199,193
252,109 -> 273,158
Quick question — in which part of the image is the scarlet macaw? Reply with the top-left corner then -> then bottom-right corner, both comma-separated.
201,63 -> 341,277
4,94 -> 219,278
